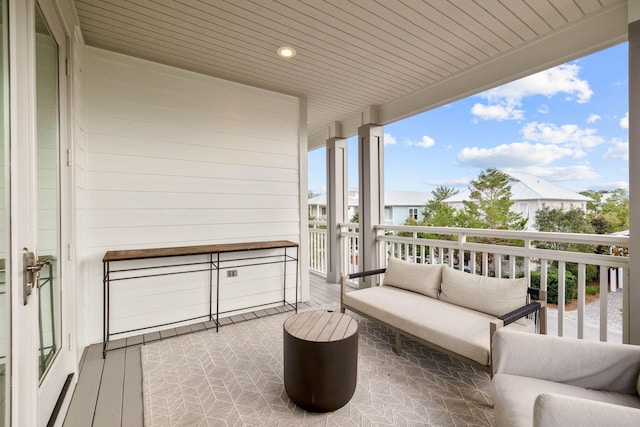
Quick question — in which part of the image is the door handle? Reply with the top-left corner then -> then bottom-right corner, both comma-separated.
23,249 -> 36,305
23,249 -> 53,305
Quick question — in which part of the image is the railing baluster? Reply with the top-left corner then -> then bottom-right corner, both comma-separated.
577,263 -> 586,339
600,265 -> 608,342
558,261 -> 566,337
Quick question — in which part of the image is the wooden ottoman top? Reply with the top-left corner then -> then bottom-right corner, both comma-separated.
284,310 -> 357,342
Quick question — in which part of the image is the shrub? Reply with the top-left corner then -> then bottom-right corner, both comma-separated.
528,268 -> 577,305
567,263 -> 599,284
585,285 -> 599,296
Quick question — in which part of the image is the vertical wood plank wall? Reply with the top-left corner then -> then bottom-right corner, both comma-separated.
82,47 -> 302,345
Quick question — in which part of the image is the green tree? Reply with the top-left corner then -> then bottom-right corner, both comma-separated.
580,189 -> 603,215
308,190 -> 320,199
462,168 -> 525,230
534,207 -> 594,251
601,188 -> 629,232
422,186 -> 459,226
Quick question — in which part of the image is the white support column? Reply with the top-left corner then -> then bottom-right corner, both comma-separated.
628,6 -> 640,345
326,121 -> 348,283
358,108 -> 384,287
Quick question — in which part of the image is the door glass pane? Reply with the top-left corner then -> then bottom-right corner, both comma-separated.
0,0 -> 8,423
35,4 -> 60,380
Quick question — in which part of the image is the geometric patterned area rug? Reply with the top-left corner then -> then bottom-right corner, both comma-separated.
141,304 -> 494,426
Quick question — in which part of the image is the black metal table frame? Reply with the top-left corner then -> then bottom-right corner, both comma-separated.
103,243 -> 299,357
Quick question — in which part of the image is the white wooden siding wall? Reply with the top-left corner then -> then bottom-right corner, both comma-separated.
83,48 -> 301,343
72,28 -> 88,358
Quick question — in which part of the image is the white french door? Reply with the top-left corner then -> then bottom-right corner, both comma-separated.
10,0 -> 74,425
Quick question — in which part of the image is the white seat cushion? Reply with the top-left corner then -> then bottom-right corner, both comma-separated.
492,373 -> 640,427
344,286 -> 533,366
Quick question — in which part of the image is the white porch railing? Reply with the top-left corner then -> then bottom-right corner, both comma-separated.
308,223 -> 630,343
308,221 -> 327,274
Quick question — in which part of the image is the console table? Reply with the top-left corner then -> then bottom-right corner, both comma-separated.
103,240 -> 299,357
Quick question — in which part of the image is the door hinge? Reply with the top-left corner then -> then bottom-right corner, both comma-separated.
66,148 -> 71,167
67,243 -> 72,261
65,58 -> 71,77
68,333 -> 72,351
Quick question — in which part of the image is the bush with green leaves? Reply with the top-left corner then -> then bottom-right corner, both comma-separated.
566,263 -> 599,284
521,268 -> 577,305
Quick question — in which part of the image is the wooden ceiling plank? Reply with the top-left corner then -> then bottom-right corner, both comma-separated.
77,14 -> 408,102
314,0 -> 475,71
449,0 -> 526,46
527,0 -> 570,28
77,1 -> 422,96
549,0 -> 587,21
168,0 -> 436,89
235,0 -> 443,81
503,0 -> 553,34
575,0 -> 605,14
473,0 -> 537,41
434,1 -> 513,50
319,0 -> 468,71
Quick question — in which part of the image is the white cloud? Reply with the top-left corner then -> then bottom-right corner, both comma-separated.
404,135 -> 436,148
586,114 -> 601,124
471,64 -> 592,121
482,64 -> 593,104
458,142 -> 577,168
603,140 -> 629,160
471,103 -> 523,121
384,133 -> 397,145
415,135 -> 435,148
620,112 -> 629,129
513,165 -> 599,182
538,104 -> 549,114
522,122 -> 604,148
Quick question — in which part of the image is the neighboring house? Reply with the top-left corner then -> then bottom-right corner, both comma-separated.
444,171 -> 591,230
309,190 -> 430,226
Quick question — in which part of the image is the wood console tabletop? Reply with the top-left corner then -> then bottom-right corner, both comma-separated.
103,240 -> 299,262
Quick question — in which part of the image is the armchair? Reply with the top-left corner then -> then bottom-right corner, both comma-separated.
491,329 -> 640,427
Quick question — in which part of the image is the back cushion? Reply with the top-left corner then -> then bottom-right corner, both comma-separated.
439,267 -> 528,316
382,257 -> 442,298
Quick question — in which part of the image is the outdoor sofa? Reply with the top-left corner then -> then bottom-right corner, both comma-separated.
491,329 -> 640,426
340,257 -> 546,372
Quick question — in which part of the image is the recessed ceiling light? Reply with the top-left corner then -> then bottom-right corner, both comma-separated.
277,46 -> 297,58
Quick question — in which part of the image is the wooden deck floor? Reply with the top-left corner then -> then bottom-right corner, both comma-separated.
62,273 -> 340,427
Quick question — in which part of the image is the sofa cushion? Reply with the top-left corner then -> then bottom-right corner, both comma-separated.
533,394 -> 640,427
439,267 -> 528,317
343,286 -> 533,366
492,373 -> 640,427
382,257 -> 442,298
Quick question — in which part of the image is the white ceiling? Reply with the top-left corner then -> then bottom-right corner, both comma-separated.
74,0 -> 627,149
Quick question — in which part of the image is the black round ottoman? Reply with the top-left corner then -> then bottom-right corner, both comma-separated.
283,310 -> 358,412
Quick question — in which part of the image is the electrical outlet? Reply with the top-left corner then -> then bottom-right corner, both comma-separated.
227,270 -> 238,278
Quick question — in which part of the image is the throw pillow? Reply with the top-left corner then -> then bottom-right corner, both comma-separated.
439,266 -> 528,316
382,257 -> 442,298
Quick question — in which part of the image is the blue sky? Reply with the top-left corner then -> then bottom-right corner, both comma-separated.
308,42 -> 629,196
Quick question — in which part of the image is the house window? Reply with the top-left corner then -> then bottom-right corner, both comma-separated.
321,207 -> 326,216
409,208 -> 418,220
